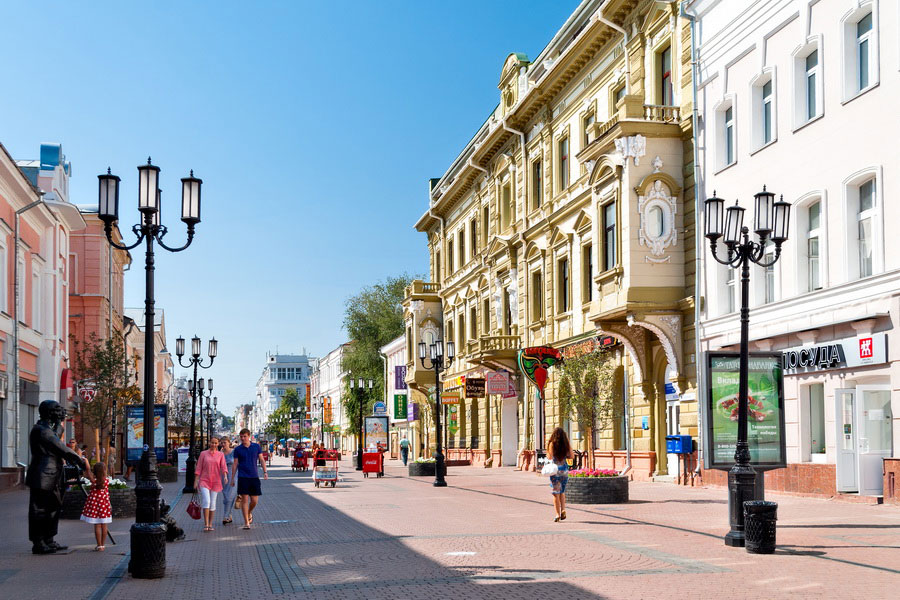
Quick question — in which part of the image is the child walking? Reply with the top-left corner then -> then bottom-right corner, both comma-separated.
81,462 -> 112,551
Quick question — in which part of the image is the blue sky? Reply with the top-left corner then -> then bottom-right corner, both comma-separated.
0,1 -> 580,415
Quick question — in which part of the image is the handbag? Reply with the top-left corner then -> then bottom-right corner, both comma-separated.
541,462 -> 559,477
186,494 -> 202,520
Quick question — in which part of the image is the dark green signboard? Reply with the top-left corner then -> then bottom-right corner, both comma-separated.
706,352 -> 786,469
393,394 -> 407,420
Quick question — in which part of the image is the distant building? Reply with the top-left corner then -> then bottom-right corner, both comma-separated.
310,343 -> 350,450
253,353 -> 314,435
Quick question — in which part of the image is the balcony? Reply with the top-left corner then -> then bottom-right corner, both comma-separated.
643,104 -> 681,123
466,335 -> 521,371
406,280 -> 441,299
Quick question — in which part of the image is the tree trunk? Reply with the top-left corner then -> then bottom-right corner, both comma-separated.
586,425 -> 595,469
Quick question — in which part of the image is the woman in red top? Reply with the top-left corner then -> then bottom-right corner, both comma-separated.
195,436 -> 228,531
81,462 -> 112,551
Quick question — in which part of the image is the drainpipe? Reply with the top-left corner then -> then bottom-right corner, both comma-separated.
620,358 -> 633,477
597,13 -> 631,94
681,0 -> 704,478
13,198 -> 45,469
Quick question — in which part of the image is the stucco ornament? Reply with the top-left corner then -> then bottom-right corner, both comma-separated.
493,276 -> 503,326
638,179 -> 677,263
614,134 -> 646,166
409,300 -> 424,316
507,268 -> 519,318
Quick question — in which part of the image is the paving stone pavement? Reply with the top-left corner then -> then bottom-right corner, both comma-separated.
1,455 -> 898,599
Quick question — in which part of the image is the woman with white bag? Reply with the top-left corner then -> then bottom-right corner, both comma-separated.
545,428 -> 574,522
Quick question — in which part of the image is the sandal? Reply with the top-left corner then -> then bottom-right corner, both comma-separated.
223,518 -> 232,525
95,545 -> 105,551
248,514 -> 253,524
242,525 -> 250,530
560,511 -> 567,521
554,516 -> 560,522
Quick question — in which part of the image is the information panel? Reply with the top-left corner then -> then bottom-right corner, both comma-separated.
706,352 -> 786,469
125,404 -> 168,462
364,416 -> 389,451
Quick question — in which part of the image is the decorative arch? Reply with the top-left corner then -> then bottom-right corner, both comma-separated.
588,155 -> 620,186
573,210 -> 592,233
634,175 -> 680,262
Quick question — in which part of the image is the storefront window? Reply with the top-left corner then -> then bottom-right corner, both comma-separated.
809,383 -> 825,455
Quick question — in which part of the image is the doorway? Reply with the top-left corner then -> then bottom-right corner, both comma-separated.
501,396 -> 518,466
835,386 -> 893,495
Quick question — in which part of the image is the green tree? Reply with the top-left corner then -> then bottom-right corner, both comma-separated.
265,388 -> 305,440
70,332 -> 141,467
557,350 -> 619,469
341,274 -> 415,427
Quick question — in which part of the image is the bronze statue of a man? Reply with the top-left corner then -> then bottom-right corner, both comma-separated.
26,400 -> 86,554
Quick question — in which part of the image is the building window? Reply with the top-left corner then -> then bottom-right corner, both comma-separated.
764,246 -> 776,304
613,84 -> 626,115
500,183 -> 513,230
503,290 -> 512,335
32,267 -> 40,331
448,241 -> 454,273
531,271 -> 543,322
531,160 -> 542,210
482,205 -> 490,243
458,230 -> 465,268
470,218 -> 477,257
807,201 -> 821,291
582,113 -> 595,147
458,313 -> 466,349
857,178 -> 875,278
762,81 -> 773,144
603,203 -> 616,271
435,251 -> 441,283
446,320 -> 454,355
725,268 -> 736,314
582,243 -> 593,303
856,13 -> 872,90
482,297 -> 490,333
805,50 -> 818,120
0,243 -> 6,313
808,383 -> 826,456
724,106 -> 735,166
659,45 -> 673,105
558,137 -> 569,191
17,257 -> 25,321
557,258 -> 569,313
794,41 -> 823,127
470,306 -> 477,339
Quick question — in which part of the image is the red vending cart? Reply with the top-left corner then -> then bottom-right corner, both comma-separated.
362,450 -> 384,478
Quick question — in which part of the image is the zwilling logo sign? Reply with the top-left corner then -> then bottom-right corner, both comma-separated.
859,337 -> 874,361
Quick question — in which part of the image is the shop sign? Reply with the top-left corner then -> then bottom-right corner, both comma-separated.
559,335 -> 618,359
395,365 -> 407,390
406,402 -> 419,422
486,371 -> 509,395
518,346 -> 562,396
448,405 -> 459,435
393,394 -> 407,420
465,378 -> 485,398
441,391 -> 460,405
705,352 -> 787,469
373,401 -> 387,416
781,333 -> 887,373
443,375 -> 465,392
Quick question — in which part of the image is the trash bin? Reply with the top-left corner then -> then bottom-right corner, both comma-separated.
743,500 -> 777,554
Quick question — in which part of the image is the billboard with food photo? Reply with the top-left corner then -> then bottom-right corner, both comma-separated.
126,404 -> 168,462
706,352 -> 786,469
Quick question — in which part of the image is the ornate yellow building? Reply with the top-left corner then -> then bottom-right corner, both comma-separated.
404,0 -> 698,480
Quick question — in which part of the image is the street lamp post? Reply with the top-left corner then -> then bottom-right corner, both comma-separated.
348,377 -> 374,470
176,336 -> 216,494
97,158 -> 202,579
417,338 -> 454,487
198,378 -> 209,452
704,187 -> 790,547
212,396 -> 217,439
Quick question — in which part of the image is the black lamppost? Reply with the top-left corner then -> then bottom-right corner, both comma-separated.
704,187 -> 790,547
348,377 -> 374,470
176,336 -> 216,494
211,396 -> 217,439
97,158 -> 202,579
417,338 -> 454,487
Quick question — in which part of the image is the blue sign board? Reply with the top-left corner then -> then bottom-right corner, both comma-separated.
372,401 -> 387,416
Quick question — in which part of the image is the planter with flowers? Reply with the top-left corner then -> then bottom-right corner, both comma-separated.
157,462 -> 178,483
61,477 -> 136,519
408,457 -> 436,477
565,469 -> 629,504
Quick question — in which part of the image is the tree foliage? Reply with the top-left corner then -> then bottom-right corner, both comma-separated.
557,350 -> 620,469
265,387 -> 305,440
70,332 -> 141,464
341,274 -> 414,425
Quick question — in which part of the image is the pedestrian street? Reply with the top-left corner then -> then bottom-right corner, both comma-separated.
1,454 -> 897,600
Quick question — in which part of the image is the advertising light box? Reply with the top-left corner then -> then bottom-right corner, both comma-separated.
705,352 -> 786,469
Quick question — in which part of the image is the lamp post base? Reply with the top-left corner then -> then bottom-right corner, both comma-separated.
182,456 -> 197,494
725,463 -> 758,547
128,522 -> 167,578
433,451 -> 447,487
356,448 -> 363,471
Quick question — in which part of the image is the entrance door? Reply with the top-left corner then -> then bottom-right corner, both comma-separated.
835,389 -> 857,492
666,400 -> 681,476
501,396 -> 518,466
856,386 -> 893,496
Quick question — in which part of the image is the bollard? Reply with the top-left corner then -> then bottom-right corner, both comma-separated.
743,500 -> 777,554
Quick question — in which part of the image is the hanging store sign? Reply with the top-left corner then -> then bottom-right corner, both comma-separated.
486,371 -> 509,395
441,391 -> 460,405
518,346 -> 562,396
406,402 -> 419,422
448,405 -> 459,435
780,333 -> 887,373
705,352 -> 786,469
393,394 -> 407,420
372,401 -> 387,416
465,378 -> 485,398
395,365 -> 407,390
559,335 -> 617,359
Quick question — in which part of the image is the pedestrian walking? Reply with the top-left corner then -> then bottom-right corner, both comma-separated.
231,428 -> 268,530
219,437 -> 237,525
547,427 -> 574,523
399,434 -> 410,466
195,435 -> 228,532
80,462 -> 112,551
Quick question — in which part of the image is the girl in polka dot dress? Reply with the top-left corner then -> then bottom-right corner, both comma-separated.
81,461 -> 112,551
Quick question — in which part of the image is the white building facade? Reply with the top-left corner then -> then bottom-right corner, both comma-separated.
253,353 -> 313,435
691,0 -> 899,497
309,344 -> 349,450
381,335 -> 413,460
